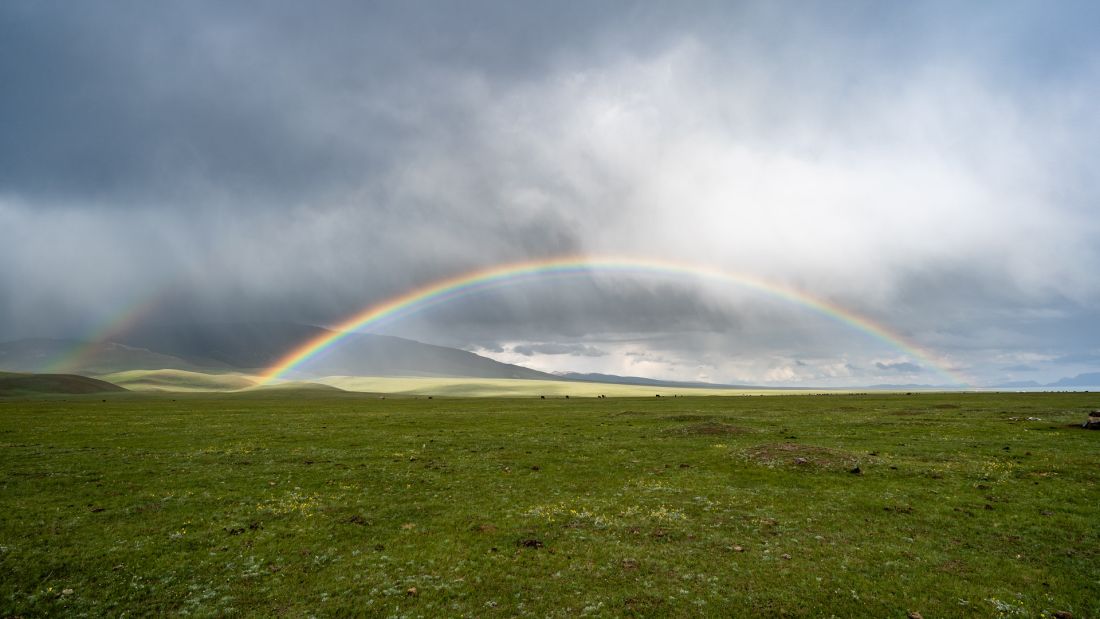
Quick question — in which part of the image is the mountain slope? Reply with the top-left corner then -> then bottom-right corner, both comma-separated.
993,372 -> 1100,389
557,372 -> 763,389
116,322 -> 559,379
0,338 -> 207,374
1047,372 -> 1100,387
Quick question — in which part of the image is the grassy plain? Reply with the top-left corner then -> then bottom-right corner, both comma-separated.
311,375 -> 800,397
97,369 -> 804,397
1,391 -> 1097,617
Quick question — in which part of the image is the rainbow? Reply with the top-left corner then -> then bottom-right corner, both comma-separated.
260,255 -> 968,386
44,291 -> 163,374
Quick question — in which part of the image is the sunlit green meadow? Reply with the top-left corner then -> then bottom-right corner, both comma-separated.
96,369 -> 808,397
1,391 -> 1097,617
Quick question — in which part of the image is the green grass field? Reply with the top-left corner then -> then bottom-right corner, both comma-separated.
1,391 -> 1097,617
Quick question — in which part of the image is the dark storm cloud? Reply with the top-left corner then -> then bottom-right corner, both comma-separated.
512,342 -> 608,357
0,1 -> 678,204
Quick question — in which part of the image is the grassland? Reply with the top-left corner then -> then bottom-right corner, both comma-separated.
312,375 -> 800,397
1,391 -> 1097,617
98,369 -> 259,392
95,369 -> 809,397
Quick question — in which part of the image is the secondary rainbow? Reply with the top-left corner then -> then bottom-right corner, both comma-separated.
260,255 -> 968,386
45,290 -> 164,373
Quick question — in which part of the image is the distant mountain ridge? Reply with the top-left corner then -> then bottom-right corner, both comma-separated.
116,322 -> 560,379
11,324 -> 1088,389
0,323 -> 561,381
994,372 -> 1100,389
0,338 -> 205,374
557,372 -> 767,390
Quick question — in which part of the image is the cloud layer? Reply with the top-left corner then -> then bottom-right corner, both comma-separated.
3,1 -> 1099,385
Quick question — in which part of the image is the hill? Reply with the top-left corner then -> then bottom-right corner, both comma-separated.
558,371 -> 764,389
0,372 -> 127,396
1,325 -> 560,381
993,372 -> 1100,389
0,338 -> 209,374
116,322 -> 559,379
100,369 -> 257,392
1048,372 -> 1100,387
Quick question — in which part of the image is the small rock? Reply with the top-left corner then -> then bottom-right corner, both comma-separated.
907,612 -> 923,619
406,586 -> 418,597
794,457 -> 808,465
780,553 -> 791,560
61,588 -> 74,596
850,466 -> 862,475
732,545 -> 744,552
1054,612 -> 1073,619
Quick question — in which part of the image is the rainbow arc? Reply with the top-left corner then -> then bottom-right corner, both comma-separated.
259,255 -> 968,386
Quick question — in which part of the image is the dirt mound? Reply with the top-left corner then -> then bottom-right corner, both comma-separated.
663,414 -> 720,422
665,421 -> 751,436
741,442 -> 859,470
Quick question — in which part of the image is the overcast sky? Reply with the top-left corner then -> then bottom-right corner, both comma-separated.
3,1 -> 1099,386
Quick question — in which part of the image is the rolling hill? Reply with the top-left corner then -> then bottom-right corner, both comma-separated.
99,369 -> 258,392
0,371 -> 127,397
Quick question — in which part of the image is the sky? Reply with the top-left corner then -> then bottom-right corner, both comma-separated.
2,0 -> 1100,387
